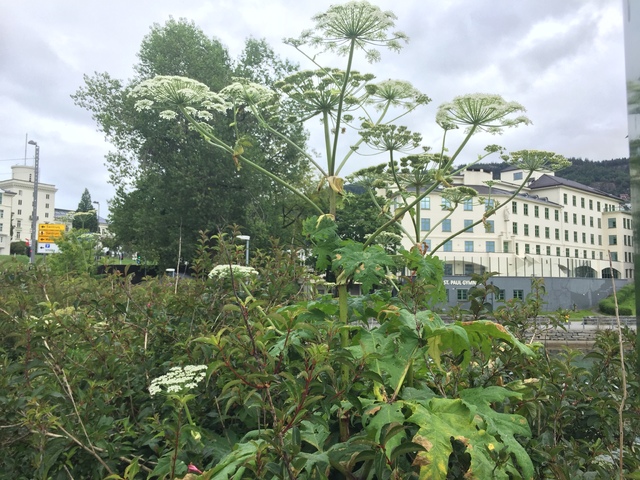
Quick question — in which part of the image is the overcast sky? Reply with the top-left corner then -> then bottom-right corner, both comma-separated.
0,0 -> 630,217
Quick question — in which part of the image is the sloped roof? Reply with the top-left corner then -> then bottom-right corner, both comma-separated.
528,174 -> 622,201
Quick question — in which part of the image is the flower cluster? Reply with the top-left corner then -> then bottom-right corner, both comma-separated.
130,75 -> 230,121
208,264 -> 258,280
436,93 -> 531,134
286,1 -> 409,63
148,365 -> 207,397
508,149 -> 570,172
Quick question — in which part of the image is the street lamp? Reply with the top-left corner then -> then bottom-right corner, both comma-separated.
236,235 -> 250,265
27,140 -> 39,264
93,201 -> 100,232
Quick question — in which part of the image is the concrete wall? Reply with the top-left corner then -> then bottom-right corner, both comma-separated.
440,276 -> 630,311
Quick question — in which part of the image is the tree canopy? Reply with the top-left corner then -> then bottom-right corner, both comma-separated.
73,19 -> 308,267
72,188 -> 98,232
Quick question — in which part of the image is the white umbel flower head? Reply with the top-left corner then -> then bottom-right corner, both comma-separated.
149,365 -> 207,397
208,264 -> 258,280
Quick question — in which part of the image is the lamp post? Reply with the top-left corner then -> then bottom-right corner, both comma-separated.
236,235 -> 250,265
27,140 -> 39,264
93,201 -> 100,232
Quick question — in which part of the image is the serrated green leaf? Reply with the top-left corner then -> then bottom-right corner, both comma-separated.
334,241 -> 395,292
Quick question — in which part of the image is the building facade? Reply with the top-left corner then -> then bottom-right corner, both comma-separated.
0,165 -> 57,246
395,166 -> 633,282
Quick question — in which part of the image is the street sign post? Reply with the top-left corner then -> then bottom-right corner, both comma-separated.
37,223 -> 66,248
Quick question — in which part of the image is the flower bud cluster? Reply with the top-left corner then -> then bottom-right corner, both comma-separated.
208,264 -> 258,280
149,365 -> 207,396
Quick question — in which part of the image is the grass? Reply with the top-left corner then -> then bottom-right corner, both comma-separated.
0,254 -> 30,266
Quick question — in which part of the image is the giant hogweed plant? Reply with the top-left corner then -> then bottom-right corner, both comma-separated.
128,1 -> 558,477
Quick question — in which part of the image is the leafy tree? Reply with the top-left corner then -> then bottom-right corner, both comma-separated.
9,240 -> 28,256
72,188 -> 98,232
73,20 -> 308,268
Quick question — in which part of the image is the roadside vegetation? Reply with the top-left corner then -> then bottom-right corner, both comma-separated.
2,2 -> 638,478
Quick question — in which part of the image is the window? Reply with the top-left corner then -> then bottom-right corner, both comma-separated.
583,250 -> 587,259
554,210 -> 559,221
513,290 -> 524,300
44,213 -> 49,218
17,200 -> 22,206
582,232 -> 586,243
597,201 -> 601,211
463,219 -> 473,232
444,264 -> 452,275
563,193 -> 568,205
512,202 -> 517,214
544,227 -> 550,239
524,224 -> 529,236
442,219 -> 451,232
464,264 -> 474,275
45,203 -> 49,209
589,217 -> 593,227
581,215 -> 585,226
0,224 -> 2,232
544,207 -> 549,219
423,239 -> 432,251
572,195 -> 576,206
503,241 -> 509,253
17,209 -> 21,215
534,225 -> 540,237
581,197 -> 585,208
486,241 -> 495,252
555,228 -> 560,240
515,243 -> 519,254
497,290 -> 505,300
609,235 -> 617,245
46,194 -> 50,200
441,199 -> 451,210
513,172 -> 523,181
565,230 -> 569,241
572,213 -> 577,224
573,231 -> 578,242
443,240 -> 453,252
16,232 -> 20,239
535,245 -> 541,255
0,210 -> 3,219
546,246 -> 551,255
420,218 -> 431,231
512,222 -> 518,235
524,244 -> 530,254
420,197 -> 430,210
16,220 -> 21,227
575,249 -> 579,258
608,218 -> 617,228
464,241 -> 474,252
566,248 -> 570,257
18,190 -> 22,196
564,212 -> 569,223
589,199 -> 593,210
556,247 -> 561,256
485,220 -> 494,233
610,252 -> 619,261
534,205 -> 539,218
592,251 -> 596,260
598,235 -> 602,245
463,199 -> 473,211
484,199 -> 495,211
597,218 -> 601,228
590,234 -> 594,244
457,289 -> 469,301
523,204 -> 529,216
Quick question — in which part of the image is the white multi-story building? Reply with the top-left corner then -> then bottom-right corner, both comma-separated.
0,187 -> 17,255
0,165 -> 57,246
395,166 -> 633,281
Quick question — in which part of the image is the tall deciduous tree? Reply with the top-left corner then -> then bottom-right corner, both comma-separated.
72,188 -> 98,232
73,19 -> 308,267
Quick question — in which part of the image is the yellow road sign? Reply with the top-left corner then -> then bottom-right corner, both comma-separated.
38,223 -> 66,232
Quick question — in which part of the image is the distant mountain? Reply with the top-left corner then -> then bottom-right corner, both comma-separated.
461,158 -> 630,199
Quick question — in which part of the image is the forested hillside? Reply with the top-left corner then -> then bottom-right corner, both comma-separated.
465,157 -> 630,198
